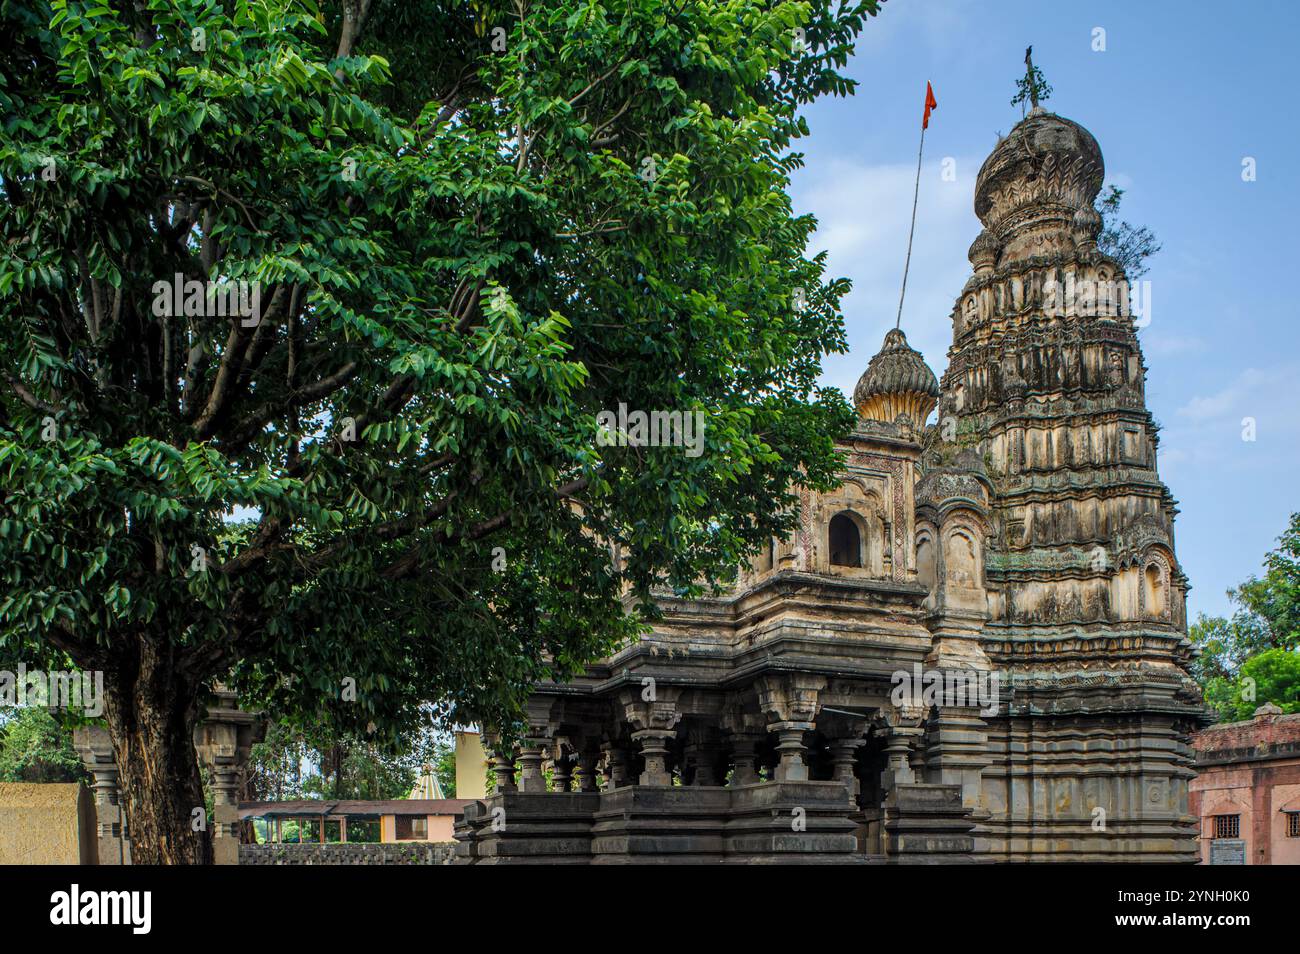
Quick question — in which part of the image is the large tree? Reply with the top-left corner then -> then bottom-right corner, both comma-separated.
0,0 -> 873,861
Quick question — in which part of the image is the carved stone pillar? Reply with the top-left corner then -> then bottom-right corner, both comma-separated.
873,704 -> 926,794
728,732 -> 763,786
618,686 -> 683,787
682,725 -> 724,786
515,738 -> 549,793
574,751 -> 599,792
549,739 -> 573,793
193,687 -> 264,865
486,734 -> 517,794
829,736 -> 867,801
72,725 -> 127,865
690,755 -> 719,785
881,731 -> 917,788
601,741 -> 632,790
514,696 -> 565,794
771,722 -> 814,782
721,705 -> 766,787
755,673 -> 825,784
631,729 -> 677,786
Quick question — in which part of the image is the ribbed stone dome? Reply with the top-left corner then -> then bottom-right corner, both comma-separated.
974,108 -> 1104,263
854,328 -> 939,425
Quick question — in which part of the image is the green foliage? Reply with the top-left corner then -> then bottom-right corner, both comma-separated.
1191,512 -> 1300,720
1211,649 -> 1300,722
1190,611 -> 1270,687
1011,64 -> 1051,110
0,707 -> 87,783
1098,186 -> 1162,280
1236,512 -> 1300,643
0,0 -> 871,770
245,713 -> 433,801
432,735 -> 456,798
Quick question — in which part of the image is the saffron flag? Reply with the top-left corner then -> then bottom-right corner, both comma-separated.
923,81 -> 937,129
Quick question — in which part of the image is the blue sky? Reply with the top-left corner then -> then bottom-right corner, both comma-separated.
790,0 -> 1300,621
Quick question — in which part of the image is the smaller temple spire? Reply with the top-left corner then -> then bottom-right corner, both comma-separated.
408,764 -> 446,800
853,328 -> 939,426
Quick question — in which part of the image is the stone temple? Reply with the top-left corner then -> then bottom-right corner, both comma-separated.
455,106 -> 1207,863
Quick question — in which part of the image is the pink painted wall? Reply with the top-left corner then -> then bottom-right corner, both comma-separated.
381,813 -> 458,843
1191,711 -> 1300,865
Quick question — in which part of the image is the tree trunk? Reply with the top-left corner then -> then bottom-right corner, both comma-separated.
102,638 -> 212,865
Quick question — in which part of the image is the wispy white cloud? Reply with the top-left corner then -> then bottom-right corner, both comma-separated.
1139,328 -> 1206,357
1175,364 -> 1299,424
1157,362 -> 1300,489
795,154 -> 982,398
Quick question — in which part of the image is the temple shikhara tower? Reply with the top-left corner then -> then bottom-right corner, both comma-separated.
455,104 -> 1207,864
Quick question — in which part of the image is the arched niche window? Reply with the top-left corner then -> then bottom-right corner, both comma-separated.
946,529 -> 979,586
829,513 -> 862,567
916,531 -> 935,591
1143,562 -> 1167,619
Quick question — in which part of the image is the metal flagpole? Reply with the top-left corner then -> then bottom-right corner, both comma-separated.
895,121 -> 927,330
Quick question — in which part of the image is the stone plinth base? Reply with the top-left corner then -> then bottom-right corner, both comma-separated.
882,783 -> 981,863
456,781 -> 944,864
455,792 -> 599,864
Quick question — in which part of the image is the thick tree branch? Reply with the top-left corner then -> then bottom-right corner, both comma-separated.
566,61 -> 626,109
224,360 -> 359,447
590,94 -> 633,145
191,320 -> 250,437
3,371 -> 61,415
334,0 -> 374,75
379,476 -> 592,581
47,623 -> 109,671
179,176 -> 260,233
215,516 -> 287,579
469,476 -> 590,541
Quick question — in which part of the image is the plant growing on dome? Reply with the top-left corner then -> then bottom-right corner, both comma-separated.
1011,46 -> 1052,113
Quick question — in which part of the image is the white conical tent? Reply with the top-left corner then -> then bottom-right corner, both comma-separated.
407,764 -> 445,800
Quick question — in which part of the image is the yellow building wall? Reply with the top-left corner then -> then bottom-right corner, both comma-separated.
455,730 -> 489,799
0,783 -> 96,865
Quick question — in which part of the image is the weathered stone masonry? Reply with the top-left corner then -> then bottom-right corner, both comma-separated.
455,106 -> 1208,864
